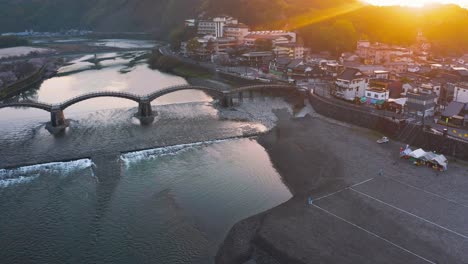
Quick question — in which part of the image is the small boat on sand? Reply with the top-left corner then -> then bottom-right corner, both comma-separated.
377,136 -> 389,144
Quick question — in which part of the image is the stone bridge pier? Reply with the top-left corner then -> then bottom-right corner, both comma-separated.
220,93 -> 234,108
136,99 -> 155,125
46,107 -> 69,134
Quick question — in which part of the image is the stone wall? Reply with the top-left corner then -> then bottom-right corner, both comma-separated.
308,92 -> 468,161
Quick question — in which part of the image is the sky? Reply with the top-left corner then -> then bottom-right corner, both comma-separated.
363,0 -> 468,7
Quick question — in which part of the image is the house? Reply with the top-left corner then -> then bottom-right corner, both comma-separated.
419,82 -> 442,98
241,51 -> 273,67
406,91 -> 437,117
181,36 -> 237,58
269,57 -> 292,76
452,67 -> 468,82
334,68 -> 368,101
384,62 -> 408,73
367,78 -> 403,98
440,101 -> 466,127
184,19 -> 196,27
323,61 -> 344,77
243,31 -> 296,46
454,82 -> 468,103
373,70 -> 390,79
365,87 -> 390,102
273,43 -> 304,59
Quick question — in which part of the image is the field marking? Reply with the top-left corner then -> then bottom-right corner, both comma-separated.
350,188 -> 468,240
314,178 -> 374,201
312,204 -> 436,264
381,175 -> 468,208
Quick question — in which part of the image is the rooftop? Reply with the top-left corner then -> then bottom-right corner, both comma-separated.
337,68 -> 365,81
442,101 -> 465,117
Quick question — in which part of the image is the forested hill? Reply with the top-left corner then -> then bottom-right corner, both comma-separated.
0,0 -> 466,54
0,0 -> 203,33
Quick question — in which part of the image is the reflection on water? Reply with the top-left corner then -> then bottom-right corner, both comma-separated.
0,51 -> 212,121
89,39 -> 156,49
0,139 -> 291,264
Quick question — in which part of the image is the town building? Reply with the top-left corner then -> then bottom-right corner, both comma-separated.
365,87 -> 390,102
441,101 -> 467,127
334,68 -> 368,101
223,23 -> 249,43
243,31 -> 296,46
241,51 -> 273,67
197,16 -> 238,38
454,82 -> 468,103
406,91 -> 437,117
368,78 -> 402,98
180,36 -> 237,58
273,43 -> 304,59
420,82 -> 442,97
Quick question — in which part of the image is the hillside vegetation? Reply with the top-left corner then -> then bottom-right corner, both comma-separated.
0,0 -> 466,54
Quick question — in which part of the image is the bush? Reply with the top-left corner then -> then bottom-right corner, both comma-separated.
0,36 -> 30,48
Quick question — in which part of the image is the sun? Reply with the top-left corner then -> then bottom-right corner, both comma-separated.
362,0 -> 468,8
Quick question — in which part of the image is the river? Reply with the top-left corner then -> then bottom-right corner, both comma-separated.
0,41 -> 292,263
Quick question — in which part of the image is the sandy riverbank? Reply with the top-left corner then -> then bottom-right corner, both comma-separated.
217,109 -> 468,264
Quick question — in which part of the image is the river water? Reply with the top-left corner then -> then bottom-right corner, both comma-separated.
0,42 -> 292,263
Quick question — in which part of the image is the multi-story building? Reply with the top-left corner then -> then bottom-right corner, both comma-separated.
197,16 -> 238,38
273,43 -> 304,59
243,31 -> 296,46
454,82 -> 468,103
334,68 -> 368,101
223,23 -> 249,43
406,91 -> 437,117
365,87 -> 390,101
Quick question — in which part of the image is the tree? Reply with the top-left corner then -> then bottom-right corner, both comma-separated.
255,39 -> 273,51
186,38 -> 202,54
169,26 -> 197,51
329,20 -> 358,56
206,39 -> 216,54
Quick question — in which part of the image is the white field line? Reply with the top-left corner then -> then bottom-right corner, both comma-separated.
314,178 -> 374,201
312,204 -> 436,264
382,175 -> 468,208
350,188 -> 468,240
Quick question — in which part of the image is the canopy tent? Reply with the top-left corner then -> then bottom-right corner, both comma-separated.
400,145 -> 448,171
432,155 -> 448,170
388,98 -> 407,106
409,148 -> 426,159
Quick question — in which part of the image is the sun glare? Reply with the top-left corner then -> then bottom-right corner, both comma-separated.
363,0 -> 467,8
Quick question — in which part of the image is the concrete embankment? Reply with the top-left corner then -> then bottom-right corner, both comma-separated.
308,92 -> 468,161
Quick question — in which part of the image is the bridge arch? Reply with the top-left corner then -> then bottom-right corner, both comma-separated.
59,92 -> 141,110
0,102 -> 52,112
147,85 -> 226,102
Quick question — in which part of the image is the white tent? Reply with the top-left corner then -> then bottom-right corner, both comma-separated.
432,155 -> 448,170
409,149 -> 426,159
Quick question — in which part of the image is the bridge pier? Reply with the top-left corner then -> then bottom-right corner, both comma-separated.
238,92 -> 243,103
221,94 -> 233,108
46,108 -> 69,134
136,100 -> 156,125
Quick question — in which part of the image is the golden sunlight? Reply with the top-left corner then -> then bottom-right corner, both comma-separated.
363,0 -> 467,7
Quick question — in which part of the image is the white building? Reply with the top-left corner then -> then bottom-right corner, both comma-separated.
273,43 -> 304,59
454,82 -> 468,103
420,83 -> 442,97
197,16 -> 238,38
223,23 -> 249,43
365,88 -> 390,101
334,68 -> 368,101
243,31 -> 296,46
